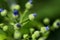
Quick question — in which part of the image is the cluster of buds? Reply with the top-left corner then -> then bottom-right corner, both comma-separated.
0,0 -> 60,40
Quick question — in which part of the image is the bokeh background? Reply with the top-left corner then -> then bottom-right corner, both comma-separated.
0,0 -> 60,40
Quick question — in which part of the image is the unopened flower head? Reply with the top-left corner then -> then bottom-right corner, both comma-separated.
38,37 -> 45,40
32,31 -> 40,39
23,34 -> 29,39
40,27 -> 49,33
1,9 -> 7,16
14,31 -> 21,39
14,23 -> 21,30
11,4 -> 20,10
30,28 -> 35,34
53,19 -> 60,28
43,18 -> 50,25
3,25 -> 8,31
25,1 -> 32,9
29,13 -> 37,20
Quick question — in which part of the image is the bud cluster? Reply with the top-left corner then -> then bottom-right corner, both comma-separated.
0,0 -> 60,40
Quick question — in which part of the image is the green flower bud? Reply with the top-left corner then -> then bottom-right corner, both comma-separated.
23,34 -> 29,39
38,37 -> 45,40
25,2 -> 32,9
32,34 -> 36,39
29,13 -> 37,20
14,30 -> 21,39
32,31 -> 40,39
1,10 -> 7,16
40,27 -> 46,33
53,19 -> 60,28
3,25 -> 8,31
14,24 -> 19,30
12,14 -> 18,19
30,28 -> 35,34
11,4 -> 20,10
29,14 -> 34,20
43,18 -> 50,25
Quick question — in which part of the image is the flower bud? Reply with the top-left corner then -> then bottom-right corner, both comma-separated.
32,31 -> 40,39
14,23 -> 20,30
3,25 -> 8,31
23,34 -> 29,39
13,14 -> 18,19
43,18 -> 50,25
30,28 -> 35,34
28,13 -> 37,20
13,9 -> 19,18
14,30 -> 21,39
11,4 -> 20,10
53,19 -> 60,28
1,9 -> 7,16
25,2 -> 32,9
38,37 -> 45,40
40,26 -> 49,33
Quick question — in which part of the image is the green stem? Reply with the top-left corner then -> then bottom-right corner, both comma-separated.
22,21 -> 29,27
30,21 -> 44,29
20,9 -> 29,23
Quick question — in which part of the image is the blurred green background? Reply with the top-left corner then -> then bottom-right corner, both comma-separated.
0,0 -> 60,40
